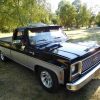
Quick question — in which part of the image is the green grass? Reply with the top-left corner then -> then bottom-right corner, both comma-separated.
0,61 -> 100,100
0,27 -> 100,100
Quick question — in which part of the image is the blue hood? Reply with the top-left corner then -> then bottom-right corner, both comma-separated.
46,41 -> 99,60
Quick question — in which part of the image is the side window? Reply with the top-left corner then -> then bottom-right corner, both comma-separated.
12,31 -> 24,50
16,32 -> 23,40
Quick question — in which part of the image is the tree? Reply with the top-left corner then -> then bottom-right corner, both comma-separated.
51,14 -> 59,25
88,14 -> 95,28
0,0 -> 52,32
57,1 -> 77,30
72,0 -> 82,28
72,0 -> 93,28
79,4 -> 92,27
72,0 -> 81,12
96,12 -> 100,26
72,0 -> 92,28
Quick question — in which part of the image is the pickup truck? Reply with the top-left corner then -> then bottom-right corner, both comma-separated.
0,24 -> 100,92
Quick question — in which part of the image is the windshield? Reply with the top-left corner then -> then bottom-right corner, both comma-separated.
29,29 -> 67,45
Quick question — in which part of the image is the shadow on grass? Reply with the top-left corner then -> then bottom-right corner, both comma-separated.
68,32 -> 100,44
84,27 -> 100,34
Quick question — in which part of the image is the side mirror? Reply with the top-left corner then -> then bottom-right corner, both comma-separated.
12,40 -> 21,44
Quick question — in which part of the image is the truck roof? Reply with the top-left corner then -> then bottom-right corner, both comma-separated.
15,23 -> 61,32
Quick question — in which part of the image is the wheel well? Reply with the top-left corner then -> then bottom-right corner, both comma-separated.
34,65 -> 58,81
34,65 -> 57,77
34,65 -> 41,73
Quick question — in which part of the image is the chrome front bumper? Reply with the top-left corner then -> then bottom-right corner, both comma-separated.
66,64 -> 100,91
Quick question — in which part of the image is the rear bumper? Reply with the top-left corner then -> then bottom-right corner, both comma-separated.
66,64 -> 100,91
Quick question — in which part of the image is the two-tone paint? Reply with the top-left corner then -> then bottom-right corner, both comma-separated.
0,25 -> 100,91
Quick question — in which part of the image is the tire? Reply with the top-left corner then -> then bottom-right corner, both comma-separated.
38,67 -> 59,93
0,51 -> 6,61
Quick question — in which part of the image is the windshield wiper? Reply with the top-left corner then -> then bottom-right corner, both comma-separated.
54,37 -> 61,39
37,39 -> 46,42
53,37 -> 62,42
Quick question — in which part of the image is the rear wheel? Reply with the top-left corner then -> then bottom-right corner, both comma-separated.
38,67 -> 59,93
0,51 -> 6,61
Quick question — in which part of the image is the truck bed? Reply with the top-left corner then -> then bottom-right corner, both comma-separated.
0,37 -> 12,43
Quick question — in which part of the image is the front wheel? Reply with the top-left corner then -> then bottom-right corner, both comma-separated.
38,67 -> 59,93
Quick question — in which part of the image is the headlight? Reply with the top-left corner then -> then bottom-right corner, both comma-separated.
71,65 -> 76,74
71,61 -> 82,75
71,64 -> 78,75
70,61 -> 83,81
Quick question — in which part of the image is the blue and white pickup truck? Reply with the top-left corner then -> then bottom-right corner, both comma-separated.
0,24 -> 100,92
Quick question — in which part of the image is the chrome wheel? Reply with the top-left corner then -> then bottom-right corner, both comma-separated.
40,71 -> 53,88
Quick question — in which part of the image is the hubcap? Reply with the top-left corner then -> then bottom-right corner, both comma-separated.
0,53 -> 4,61
40,71 -> 53,88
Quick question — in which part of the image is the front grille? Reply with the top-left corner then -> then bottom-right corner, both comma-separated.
82,51 -> 100,72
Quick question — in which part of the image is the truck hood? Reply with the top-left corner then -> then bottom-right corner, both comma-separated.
41,41 -> 99,60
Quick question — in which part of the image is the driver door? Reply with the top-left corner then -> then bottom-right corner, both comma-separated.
11,31 -> 28,66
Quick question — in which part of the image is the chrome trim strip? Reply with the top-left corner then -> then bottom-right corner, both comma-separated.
66,64 -> 100,91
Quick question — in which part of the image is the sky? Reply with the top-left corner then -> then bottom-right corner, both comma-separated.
48,0 -> 100,14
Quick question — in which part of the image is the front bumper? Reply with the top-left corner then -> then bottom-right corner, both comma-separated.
66,64 -> 100,91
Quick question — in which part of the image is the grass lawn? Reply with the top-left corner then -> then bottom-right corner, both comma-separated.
66,27 -> 100,44
0,27 -> 100,100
